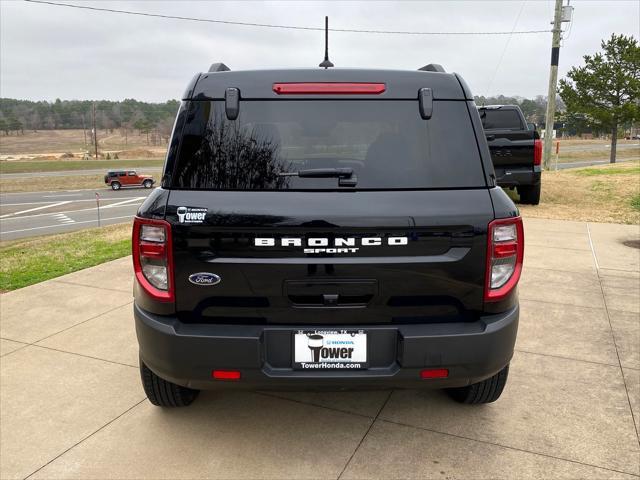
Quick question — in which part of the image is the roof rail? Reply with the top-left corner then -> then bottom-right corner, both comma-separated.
418,64 -> 446,73
208,63 -> 230,73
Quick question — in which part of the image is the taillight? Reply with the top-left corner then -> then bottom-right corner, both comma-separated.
132,217 -> 174,302
485,217 -> 524,302
272,83 -> 386,95
533,139 -> 542,166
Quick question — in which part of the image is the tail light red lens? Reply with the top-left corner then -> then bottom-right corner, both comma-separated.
485,217 -> 524,302
272,82 -> 386,95
132,217 -> 174,302
533,138 -> 542,166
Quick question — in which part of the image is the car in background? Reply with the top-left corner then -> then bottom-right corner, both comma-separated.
104,170 -> 155,190
477,105 -> 542,205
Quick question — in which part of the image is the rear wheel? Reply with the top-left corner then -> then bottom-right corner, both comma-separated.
140,357 -> 199,407
111,181 -> 121,191
447,364 -> 509,404
143,179 -> 153,188
517,183 -> 541,205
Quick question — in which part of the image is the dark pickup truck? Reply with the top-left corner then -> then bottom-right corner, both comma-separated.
478,105 -> 542,205
133,63 -> 523,408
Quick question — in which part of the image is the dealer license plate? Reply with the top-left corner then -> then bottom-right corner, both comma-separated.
293,330 -> 368,370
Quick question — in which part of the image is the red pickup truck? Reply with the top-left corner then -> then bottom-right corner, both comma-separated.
104,170 -> 155,190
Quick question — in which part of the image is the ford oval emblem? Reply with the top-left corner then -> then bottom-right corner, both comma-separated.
188,272 -> 221,286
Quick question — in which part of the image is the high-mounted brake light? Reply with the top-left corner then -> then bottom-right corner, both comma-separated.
533,139 -> 542,166
133,217 -> 174,302
485,217 -> 524,302
272,83 -> 386,95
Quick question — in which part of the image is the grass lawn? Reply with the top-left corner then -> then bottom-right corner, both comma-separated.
0,174 -> 110,193
512,160 -> 640,224
0,170 -> 160,193
557,148 -> 639,163
0,158 -> 163,174
0,223 -> 132,291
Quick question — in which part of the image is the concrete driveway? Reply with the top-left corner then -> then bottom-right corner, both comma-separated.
1,218 -> 639,479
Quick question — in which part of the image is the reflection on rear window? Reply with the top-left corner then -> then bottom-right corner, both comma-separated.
172,101 -> 486,190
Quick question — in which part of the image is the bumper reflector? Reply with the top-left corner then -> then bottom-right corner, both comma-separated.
420,368 -> 449,379
212,370 -> 241,381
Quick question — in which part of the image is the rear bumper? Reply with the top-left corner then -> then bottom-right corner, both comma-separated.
495,167 -> 541,188
135,303 -> 519,390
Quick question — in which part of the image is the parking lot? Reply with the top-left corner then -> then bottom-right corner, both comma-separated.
1,217 -> 638,479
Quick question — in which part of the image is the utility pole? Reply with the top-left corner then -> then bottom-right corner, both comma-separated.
81,113 -> 87,148
543,0 -> 564,170
92,102 -> 98,159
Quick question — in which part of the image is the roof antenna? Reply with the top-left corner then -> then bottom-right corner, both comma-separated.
318,16 -> 334,69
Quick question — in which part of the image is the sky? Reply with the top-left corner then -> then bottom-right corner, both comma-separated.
1,0 -> 638,102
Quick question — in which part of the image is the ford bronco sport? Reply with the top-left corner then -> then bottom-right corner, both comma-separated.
133,63 -> 523,407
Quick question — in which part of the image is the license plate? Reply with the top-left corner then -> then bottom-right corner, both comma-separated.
293,330 -> 368,370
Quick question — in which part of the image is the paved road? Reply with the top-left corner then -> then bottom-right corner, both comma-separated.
555,156 -> 638,170
0,167 -> 162,179
0,188 -> 152,241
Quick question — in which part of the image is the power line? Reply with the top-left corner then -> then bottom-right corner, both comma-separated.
485,0 -> 527,95
24,0 -> 553,36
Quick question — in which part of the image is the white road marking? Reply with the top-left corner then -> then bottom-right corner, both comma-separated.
102,197 -> 146,208
0,200 -> 144,221
0,215 -> 134,235
1,199 -> 104,206
0,201 -> 71,218
53,213 -> 76,224
42,194 -> 82,198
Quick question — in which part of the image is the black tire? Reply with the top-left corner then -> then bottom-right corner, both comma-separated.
140,357 -> 199,407
517,183 -> 541,205
447,364 -> 509,404
111,181 -> 121,191
143,179 -> 153,189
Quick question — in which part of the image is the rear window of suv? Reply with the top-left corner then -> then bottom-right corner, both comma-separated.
478,108 -> 523,130
171,100 -> 486,190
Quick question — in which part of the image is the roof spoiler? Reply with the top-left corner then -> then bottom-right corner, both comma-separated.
418,64 -> 446,73
208,62 -> 231,73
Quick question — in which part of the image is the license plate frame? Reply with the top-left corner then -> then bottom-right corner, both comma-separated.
292,329 -> 368,370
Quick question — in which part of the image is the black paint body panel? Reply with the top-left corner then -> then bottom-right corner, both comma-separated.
163,189 -> 494,325
189,68 -> 470,101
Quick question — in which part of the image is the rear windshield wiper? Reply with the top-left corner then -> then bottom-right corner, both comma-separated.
278,168 -> 357,187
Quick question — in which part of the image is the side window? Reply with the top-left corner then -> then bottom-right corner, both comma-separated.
128,171 -> 136,176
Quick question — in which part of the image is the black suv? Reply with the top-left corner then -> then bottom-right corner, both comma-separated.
133,63 -> 523,407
